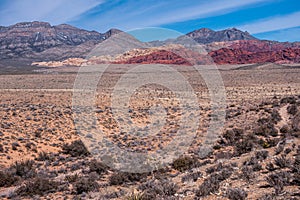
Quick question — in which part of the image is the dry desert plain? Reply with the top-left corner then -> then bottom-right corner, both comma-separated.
0,63 -> 300,199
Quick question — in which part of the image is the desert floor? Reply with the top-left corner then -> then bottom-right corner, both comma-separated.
0,63 -> 299,199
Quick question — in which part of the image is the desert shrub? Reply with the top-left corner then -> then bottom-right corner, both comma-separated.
0,144 -> 3,152
287,104 -> 298,115
206,162 -> 236,174
258,193 -> 276,200
255,150 -> 269,160
62,140 -> 90,157
266,171 -> 291,195
240,166 -> 254,182
11,160 -> 36,178
126,192 -> 145,200
196,168 -> 233,197
291,155 -> 300,185
280,125 -> 290,133
109,172 -> 148,186
88,159 -> 108,175
139,179 -> 178,199
270,110 -> 282,124
74,174 -> 99,194
292,113 -> 300,131
0,170 -> 19,187
181,171 -> 202,182
254,122 -> 278,137
172,155 -> 199,172
266,163 -> 276,172
280,96 -> 296,104
226,188 -> 247,200
65,173 -> 79,183
222,128 -> 244,145
16,177 -> 59,196
36,151 -> 51,161
274,155 -> 291,168
243,157 -> 262,171
234,134 -> 257,156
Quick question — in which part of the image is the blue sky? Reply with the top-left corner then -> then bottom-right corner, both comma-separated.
0,0 -> 299,42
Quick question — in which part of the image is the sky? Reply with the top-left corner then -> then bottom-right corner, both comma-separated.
0,0 -> 299,42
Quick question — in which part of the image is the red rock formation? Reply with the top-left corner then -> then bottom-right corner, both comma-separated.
113,50 -> 193,65
210,48 -> 300,64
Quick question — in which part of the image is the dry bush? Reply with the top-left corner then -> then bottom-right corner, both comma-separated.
36,151 -> 51,161
62,140 -> 90,157
16,177 -> 59,196
109,172 -> 148,186
266,171 -> 291,195
287,104 -> 298,115
88,159 -> 108,175
74,174 -> 99,194
0,170 -> 19,187
274,155 -> 291,169
181,171 -> 202,182
172,155 -> 199,172
196,168 -> 233,197
226,188 -> 248,200
139,179 -> 178,199
11,160 -> 36,178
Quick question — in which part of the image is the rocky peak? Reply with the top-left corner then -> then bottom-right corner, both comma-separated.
187,27 -> 257,44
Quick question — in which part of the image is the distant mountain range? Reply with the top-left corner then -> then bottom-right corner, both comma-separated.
0,21 -> 300,65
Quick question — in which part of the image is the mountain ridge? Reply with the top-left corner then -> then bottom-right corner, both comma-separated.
0,21 -> 300,65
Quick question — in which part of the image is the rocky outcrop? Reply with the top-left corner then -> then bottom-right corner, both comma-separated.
186,28 -> 257,44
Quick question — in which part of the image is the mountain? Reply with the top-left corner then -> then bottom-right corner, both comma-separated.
186,28 -> 257,44
1,21 -> 300,66
0,21 -> 121,61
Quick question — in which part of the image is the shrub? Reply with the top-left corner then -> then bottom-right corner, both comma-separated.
181,171 -> 202,182
255,150 -> 269,161
12,160 -> 36,178
287,104 -> 298,115
88,159 -> 108,175
172,156 -> 199,172
126,192 -> 145,200
274,155 -> 291,168
226,188 -> 248,200
16,177 -> 59,196
109,172 -> 148,186
62,140 -> 90,157
36,151 -> 51,161
0,144 -> 3,152
139,179 -> 178,199
280,96 -> 296,104
234,134 -> 257,156
74,174 -> 99,194
240,166 -> 254,182
243,157 -> 262,171
223,128 -> 244,145
65,173 -> 79,183
0,170 -> 19,187
196,168 -> 233,197
266,171 -> 291,195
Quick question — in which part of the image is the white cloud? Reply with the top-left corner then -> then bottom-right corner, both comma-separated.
237,11 -> 300,34
145,0 -> 275,26
0,0 -> 104,26
82,0 -> 276,32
